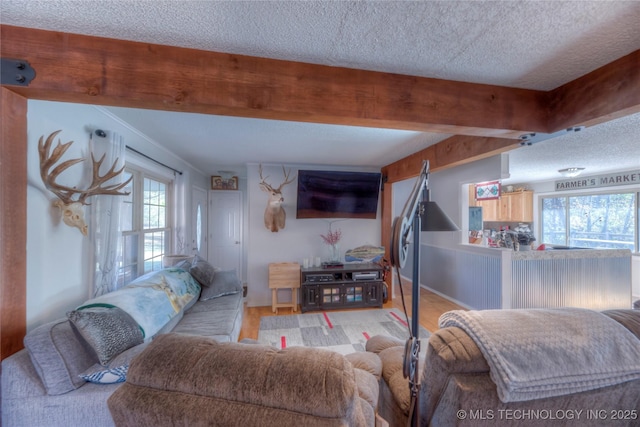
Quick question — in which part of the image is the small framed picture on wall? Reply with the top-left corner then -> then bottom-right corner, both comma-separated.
475,180 -> 500,200
211,176 -> 238,190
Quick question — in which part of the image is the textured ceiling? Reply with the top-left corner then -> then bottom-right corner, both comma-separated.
2,0 -> 639,181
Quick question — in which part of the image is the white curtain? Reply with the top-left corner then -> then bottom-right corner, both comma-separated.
173,168 -> 190,255
90,130 -> 126,297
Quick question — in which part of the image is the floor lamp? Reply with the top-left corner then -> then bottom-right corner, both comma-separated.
390,160 -> 459,427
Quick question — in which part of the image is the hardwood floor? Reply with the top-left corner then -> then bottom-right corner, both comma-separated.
238,279 -> 464,340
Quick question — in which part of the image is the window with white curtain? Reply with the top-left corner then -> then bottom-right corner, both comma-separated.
118,166 -> 172,286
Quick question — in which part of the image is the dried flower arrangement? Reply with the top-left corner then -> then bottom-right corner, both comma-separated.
320,225 -> 342,246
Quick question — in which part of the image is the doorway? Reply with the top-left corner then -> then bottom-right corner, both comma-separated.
208,191 -> 243,276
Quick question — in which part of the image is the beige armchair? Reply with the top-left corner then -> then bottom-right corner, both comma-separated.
108,333 -> 383,426
367,309 -> 640,427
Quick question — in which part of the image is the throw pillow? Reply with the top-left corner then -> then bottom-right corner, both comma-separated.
174,258 -> 193,271
67,306 -> 144,366
23,318 -> 98,395
81,365 -> 129,384
199,269 -> 242,301
189,256 -> 217,287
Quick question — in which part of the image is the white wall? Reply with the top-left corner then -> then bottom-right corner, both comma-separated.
26,100 -> 207,330
245,163 -> 382,307
391,155 -> 506,299
424,154 -> 506,249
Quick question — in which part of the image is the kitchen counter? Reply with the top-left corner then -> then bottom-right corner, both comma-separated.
510,248 -> 629,260
460,244 -> 628,260
423,245 -> 632,311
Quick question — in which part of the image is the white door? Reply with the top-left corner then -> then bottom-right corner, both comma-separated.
192,186 -> 208,259
208,191 -> 242,274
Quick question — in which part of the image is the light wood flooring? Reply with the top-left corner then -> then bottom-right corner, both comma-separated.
238,279 -> 464,340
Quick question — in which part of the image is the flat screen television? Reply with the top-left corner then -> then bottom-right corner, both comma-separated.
296,170 -> 381,219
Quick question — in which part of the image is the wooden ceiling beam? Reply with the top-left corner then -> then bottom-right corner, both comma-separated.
1,24 -> 547,138
382,50 -> 640,182
382,135 -> 520,183
548,50 -> 640,131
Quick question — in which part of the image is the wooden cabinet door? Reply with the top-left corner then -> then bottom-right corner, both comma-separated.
320,285 -> 343,308
366,282 -> 383,307
499,195 -> 511,221
471,187 -> 533,223
508,191 -> 533,222
477,199 -> 498,221
302,285 -> 321,312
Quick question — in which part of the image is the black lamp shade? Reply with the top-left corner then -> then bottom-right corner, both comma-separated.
420,201 -> 459,232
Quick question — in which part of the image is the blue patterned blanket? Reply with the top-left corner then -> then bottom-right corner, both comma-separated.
79,268 -> 201,338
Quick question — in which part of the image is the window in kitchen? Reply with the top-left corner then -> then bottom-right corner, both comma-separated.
118,167 -> 172,286
541,191 -> 637,252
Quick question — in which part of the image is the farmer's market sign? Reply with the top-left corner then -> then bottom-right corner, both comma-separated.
555,170 -> 640,191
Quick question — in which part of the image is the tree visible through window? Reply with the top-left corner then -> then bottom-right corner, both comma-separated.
118,168 -> 171,286
541,192 -> 636,251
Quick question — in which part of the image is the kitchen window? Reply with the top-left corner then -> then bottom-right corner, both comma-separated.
541,191 -> 637,252
118,167 -> 172,285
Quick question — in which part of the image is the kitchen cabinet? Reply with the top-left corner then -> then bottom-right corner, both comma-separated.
470,189 -> 533,222
508,191 -> 534,222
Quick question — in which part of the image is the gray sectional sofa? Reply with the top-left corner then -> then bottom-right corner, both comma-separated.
1,257 -> 244,427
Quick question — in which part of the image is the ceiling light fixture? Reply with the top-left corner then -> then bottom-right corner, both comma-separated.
558,167 -> 585,178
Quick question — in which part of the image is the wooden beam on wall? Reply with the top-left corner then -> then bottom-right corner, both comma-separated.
1,24 -> 548,138
0,88 -> 27,360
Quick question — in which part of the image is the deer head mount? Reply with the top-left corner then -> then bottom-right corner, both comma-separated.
38,130 -> 132,236
259,164 -> 296,232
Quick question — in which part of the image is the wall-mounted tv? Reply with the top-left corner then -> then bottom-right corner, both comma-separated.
296,170 -> 382,219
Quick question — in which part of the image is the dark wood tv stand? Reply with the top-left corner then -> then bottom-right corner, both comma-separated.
300,263 -> 384,312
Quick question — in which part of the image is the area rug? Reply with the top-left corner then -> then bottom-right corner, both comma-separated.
257,308 -> 430,355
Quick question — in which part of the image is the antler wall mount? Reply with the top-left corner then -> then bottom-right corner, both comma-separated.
258,164 -> 296,232
38,130 -> 132,235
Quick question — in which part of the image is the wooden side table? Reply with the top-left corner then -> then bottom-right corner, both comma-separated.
268,262 -> 301,313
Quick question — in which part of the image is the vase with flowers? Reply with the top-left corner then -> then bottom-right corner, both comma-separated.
320,224 -> 342,263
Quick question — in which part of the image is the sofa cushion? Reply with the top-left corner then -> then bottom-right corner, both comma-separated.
78,340 -> 151,384
189,256 -> 217,287
378,345 -> 411,414
187,292 -> 242,314
199,269 -> 242,300
173,258 -> 192,271
67,306 -> 144,366
365,334 -> 404,354
603,309 -> 640,339
108,334 -> 371,426
173,293 -> 243,342
81,365 -> 129,384
353,367 -> 380,410
345,350 -> 382,380
23,319 -> 97,395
